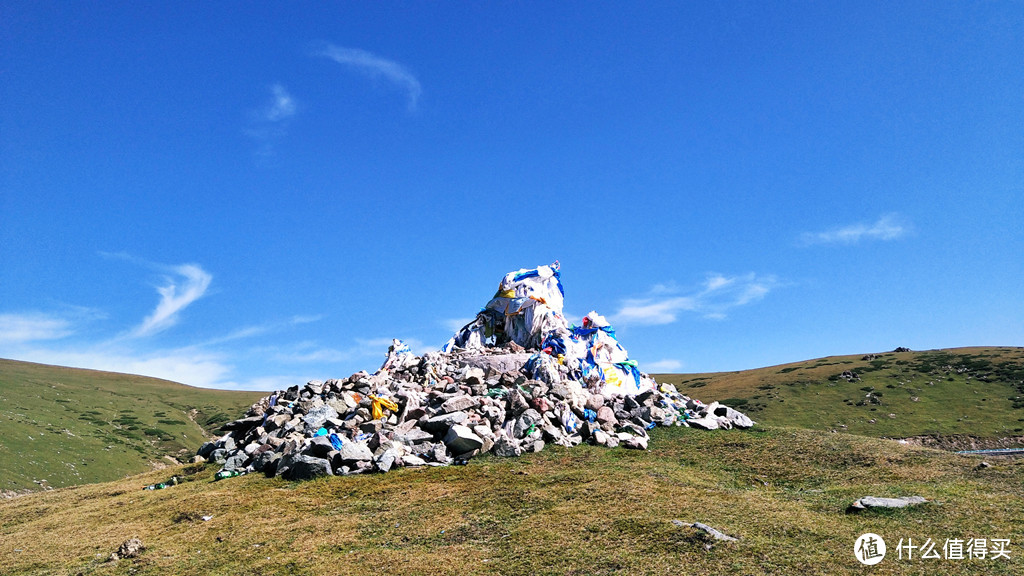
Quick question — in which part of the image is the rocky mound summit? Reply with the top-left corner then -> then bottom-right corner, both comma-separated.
198,262 -> 754,480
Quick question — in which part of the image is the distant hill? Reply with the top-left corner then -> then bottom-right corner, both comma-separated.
0,359 -> 264,492
4,347 -> 1022,494
2,352 -> 1024,574
656,347 -> 1024,442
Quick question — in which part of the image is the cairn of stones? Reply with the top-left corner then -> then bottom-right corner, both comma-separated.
198,263 -> 754,480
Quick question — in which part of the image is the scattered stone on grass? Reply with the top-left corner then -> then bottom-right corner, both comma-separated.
110,537 -> 143,561
847,496 -> 928,513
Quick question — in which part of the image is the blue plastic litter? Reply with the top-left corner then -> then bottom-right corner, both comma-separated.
329,433 -> 344,450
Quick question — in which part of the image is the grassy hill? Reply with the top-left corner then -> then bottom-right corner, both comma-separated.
0,359 -> 264,493
2,349 -> 1023,574
657,347 -> 1024,442
1,425 -> 1021,575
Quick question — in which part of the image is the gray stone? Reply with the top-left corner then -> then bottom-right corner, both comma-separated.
110,537 -> 144,561
508,390 -> 530,415
210,448 -> 228,464
222,452 -> 249,471
710,402 -> 755,429
673,521 -> 738,542
375,449 -> 397,473
220,415 -> 263,432
422,411 -> 468,433
548,383 -> 571,400
252,450 -> 280,474
460,353 -> 533,375
493,435 -> 522,457
622,435 -> 649,450
624,395 -> 640,411
443,424 -> 484,454
197,441 -> 217,459
429,443 -> 452,464
848,496 -> 928,512
337,441 -> 374,464
442,395 -> 478,413
301,404 -> 339,430
281,454 -> 333,481
304,436 -> 335,458
402,454 -> 427,466
514,409 -> 542,438
395,427 -> 436,445
686,416 -> 719,430
462,367 -> 486,388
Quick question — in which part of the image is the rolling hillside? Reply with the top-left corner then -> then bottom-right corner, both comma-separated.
657,347 -> 1024,442
0,359 -> 264,493
1,426 -> 1021,575
2,350 -> 1023,574
3,347 -> 1022,494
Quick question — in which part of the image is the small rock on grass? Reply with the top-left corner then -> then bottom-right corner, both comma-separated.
847,495 -> 928,513
673,520 -> 739,542
110,537 -> 143,561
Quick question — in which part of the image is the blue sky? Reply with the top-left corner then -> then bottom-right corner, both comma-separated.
2,2 -> 1022,390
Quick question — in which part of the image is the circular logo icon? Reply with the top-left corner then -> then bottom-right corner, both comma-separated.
855,533 -> 887,565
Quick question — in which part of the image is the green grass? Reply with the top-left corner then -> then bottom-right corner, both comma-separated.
0,359 -> 264,492
1,426 -> 1021,575
2,351 -> 1023,574
657,347 -> 1024,440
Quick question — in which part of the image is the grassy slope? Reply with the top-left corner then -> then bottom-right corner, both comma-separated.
656,347 -> 1024,440
3,350 -> 1024,574
1,426 -> 1021,575
0,359 -> 264,492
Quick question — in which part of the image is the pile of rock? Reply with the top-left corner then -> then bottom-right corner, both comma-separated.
197,343 -> 755,480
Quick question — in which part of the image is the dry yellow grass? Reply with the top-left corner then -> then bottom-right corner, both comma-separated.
2,426 -> 1022,575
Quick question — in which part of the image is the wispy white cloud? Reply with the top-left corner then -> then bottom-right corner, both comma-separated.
643,358 -> 684,373
130,263 -> 212,338
263,84 -> 296,121
9,345 -> 233,389
615,296 -> 697,326
0,312 -> 74,344
614,273 -> 778,325
269,341 -> 352,364
443,317 -> 475,333
315,44 -> 422,111
799,214 -> 908,246
245,84 -> 297,157
289,314 -> 324,325
195,315 -> 324,347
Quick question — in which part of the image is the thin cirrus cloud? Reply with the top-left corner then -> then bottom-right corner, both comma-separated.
643,358 -> 684,373
263,84 -> 296,122
130,263 -> 212,338
798,214 -> 908,246
246,83 -> 297,156
614,273 -> 778,325
0,312 -> 74,344
315,44 -> 422,111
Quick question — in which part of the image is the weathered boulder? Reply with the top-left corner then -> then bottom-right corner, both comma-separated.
460,353 -> 533,374
443,424 -> 484,454
281,454 -> 333,481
